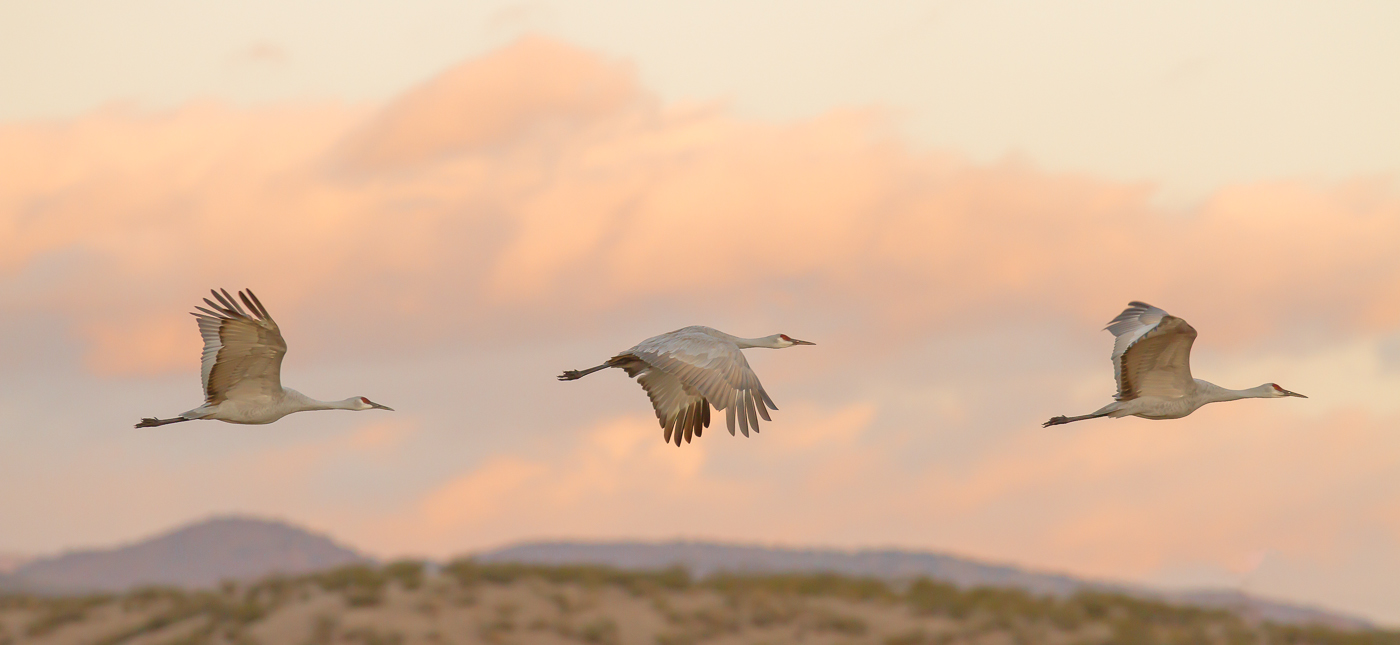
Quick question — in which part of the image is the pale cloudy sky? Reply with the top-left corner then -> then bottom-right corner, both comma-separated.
2,0 -> 1400,625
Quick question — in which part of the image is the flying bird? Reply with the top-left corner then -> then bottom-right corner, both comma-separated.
559,326 -> 814,446
1043,301 -> 1304,427
135,289 -> 393,428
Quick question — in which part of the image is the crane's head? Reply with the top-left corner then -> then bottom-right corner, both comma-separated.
1267,383 -> 1307,398
776,333 -> 816,348
352,396 -> 395,411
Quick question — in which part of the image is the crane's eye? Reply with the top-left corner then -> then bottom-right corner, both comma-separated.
780,334 -> 791,341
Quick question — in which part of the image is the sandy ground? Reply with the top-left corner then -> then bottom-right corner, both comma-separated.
0,563 -> 1393,645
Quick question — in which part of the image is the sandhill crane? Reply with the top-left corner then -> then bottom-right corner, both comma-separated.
1043,301 -> 1304,427
559,326 -> 814,446
135,289 -> 393,428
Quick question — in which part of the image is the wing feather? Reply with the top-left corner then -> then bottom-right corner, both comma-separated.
744,391 -> 760,433
613,355 -> 707,446
1105,302 -> 1197,400
735,393 -> 749,438
190,289 -> 288,405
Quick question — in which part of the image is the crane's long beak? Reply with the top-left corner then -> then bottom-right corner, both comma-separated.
1283,390 -> 1307,398
790,338 -> 816,346
371,402 -> 395,411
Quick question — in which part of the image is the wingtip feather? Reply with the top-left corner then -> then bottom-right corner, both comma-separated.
244,289 -> 272,320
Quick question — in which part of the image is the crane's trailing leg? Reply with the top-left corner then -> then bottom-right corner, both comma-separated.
135,416 -> 193,429
558,364 -> 610,381
1042,412 -> 1111,428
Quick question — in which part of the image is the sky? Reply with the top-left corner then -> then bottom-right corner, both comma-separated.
2,0 -> 1400,625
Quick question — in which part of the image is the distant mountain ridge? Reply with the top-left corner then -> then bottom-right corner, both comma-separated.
9,516 -> 366,593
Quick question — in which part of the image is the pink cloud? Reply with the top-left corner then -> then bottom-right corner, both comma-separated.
2,36 -> 1397,378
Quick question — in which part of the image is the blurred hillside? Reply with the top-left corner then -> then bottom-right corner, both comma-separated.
2,560 -> 1397,645
2,517 -> 1376,633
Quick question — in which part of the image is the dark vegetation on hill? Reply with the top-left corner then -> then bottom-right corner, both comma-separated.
1,560 -> 1396,645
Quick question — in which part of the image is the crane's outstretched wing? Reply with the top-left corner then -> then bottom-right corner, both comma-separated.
191,289 -> 287,405
607,355 -> 711,446
621,327 -> 776,440
1106,301 -> 1197,400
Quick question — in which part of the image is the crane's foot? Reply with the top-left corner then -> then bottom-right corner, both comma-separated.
558,364 -> 609,381
1042,416 -> 1069,428
135,417 -> 191,428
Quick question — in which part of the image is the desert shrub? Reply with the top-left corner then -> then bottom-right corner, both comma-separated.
904,579 -> 1273,638
308,615 -> 339,645
1263,624 -> 1400,645
383,560 -> 425,590
313,564 -> 387,607
707,572 -> 894,602
809,610 -> 867,635
649,604 -> 741,642
442,559 -> 690,595
209,596 -> 268,625
119,586 -> 186,612
344,586 -> 383,607
907,582 -> 1065,627
579,617 -> 621,645
343,626 -> 404,645
92,591 -> 230,645
441,558 -> 481,586
1107,615 -> 1155,645
1077,591 -> 1233,626
884,628 -> 928,645
24,595 -> 112,637
244,573 -> 299,608
905,578 -> 972,617
654,633 -> 696,645
313,564 -> 384,592
745,594 -> 799,627
0,594 -> 37,611
477,617 -> 514,642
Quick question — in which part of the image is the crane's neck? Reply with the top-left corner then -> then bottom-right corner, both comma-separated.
729,334 -> 786,349
284,389 -> 361,411
1198,381 -> 1275,403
